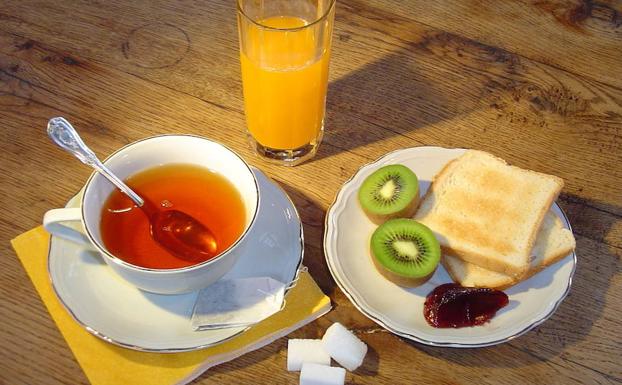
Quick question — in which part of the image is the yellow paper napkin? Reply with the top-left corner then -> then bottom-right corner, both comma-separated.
11,226 -> 331,385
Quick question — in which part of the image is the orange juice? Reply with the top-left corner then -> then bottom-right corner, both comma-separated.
240,16 -> 330,150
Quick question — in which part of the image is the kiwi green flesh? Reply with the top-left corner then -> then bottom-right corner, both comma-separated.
371,218 -> 440,278
358,165 -> 418,216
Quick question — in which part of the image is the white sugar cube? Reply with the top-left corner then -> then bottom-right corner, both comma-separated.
287,339 -> 331,371
321,322 -> 367,371
300,363 -> 346,385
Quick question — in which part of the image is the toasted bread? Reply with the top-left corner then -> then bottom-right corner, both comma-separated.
414,150 -> 564,277
442,211 -> 576,289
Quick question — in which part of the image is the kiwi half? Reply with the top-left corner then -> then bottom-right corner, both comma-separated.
358,165 -> 419,224
370,218 -> 440,287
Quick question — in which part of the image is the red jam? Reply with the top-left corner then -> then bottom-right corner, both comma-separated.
424,283 -> 509,328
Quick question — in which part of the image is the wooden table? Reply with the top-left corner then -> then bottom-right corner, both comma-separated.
1,1 -> 620,384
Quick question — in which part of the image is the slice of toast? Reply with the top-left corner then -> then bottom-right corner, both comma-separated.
414,150 -> 564,277
442,211 -> 576,289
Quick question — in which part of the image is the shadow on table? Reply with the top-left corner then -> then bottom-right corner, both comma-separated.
310,41 -> 488,163
275,178 -> 337,297
351,342 -> 380,377
414,194 -> 620,368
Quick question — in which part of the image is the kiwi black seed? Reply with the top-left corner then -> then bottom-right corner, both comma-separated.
358,164 -> 419,224
370,218 -> 440,287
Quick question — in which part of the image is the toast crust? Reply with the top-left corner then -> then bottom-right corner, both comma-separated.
415,150 -> 564,278
441,245 -> 529,277
442,256 -> 516,290
442,231 -> 576,289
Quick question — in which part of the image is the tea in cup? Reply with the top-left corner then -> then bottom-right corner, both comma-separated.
44,135 -> 259,294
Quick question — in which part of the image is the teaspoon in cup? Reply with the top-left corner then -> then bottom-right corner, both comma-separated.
46,117 -> 219,263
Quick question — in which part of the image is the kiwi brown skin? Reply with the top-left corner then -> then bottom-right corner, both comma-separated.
371,247 -> 436,287
362,191 -> 420,225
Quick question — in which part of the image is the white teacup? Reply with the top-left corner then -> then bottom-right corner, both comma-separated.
43,135 -> 259,294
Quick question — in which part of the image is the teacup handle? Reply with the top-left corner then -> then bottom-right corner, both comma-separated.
43,208 -> 93,245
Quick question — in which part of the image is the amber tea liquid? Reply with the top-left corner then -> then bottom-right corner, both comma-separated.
100,164 -> 246,269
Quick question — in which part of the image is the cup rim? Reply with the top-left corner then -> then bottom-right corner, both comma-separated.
80,134 -> 260,274
237,0 -> 336,32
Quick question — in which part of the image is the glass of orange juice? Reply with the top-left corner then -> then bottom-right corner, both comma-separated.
237,0 -> 335,166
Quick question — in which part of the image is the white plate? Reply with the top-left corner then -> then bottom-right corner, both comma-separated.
48,168 -> 303,352
324,147 -> 577,347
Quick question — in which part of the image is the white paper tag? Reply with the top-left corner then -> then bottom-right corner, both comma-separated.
191,277 -> 286,331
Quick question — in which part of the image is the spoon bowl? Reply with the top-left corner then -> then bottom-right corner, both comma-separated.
151,209 -> 219,262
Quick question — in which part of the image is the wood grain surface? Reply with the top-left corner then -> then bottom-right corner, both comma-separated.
1,0 -> 620,384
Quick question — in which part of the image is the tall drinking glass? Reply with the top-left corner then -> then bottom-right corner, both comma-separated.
237,0 -> 335,166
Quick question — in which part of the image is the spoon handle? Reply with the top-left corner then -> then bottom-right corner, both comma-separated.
47,117 -> 145,207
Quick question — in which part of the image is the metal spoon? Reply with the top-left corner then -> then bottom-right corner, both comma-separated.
47,117 -> 218,262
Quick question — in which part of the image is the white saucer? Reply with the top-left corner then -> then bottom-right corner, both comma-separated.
48,168 -> 303,352
324,147 -> 577,348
